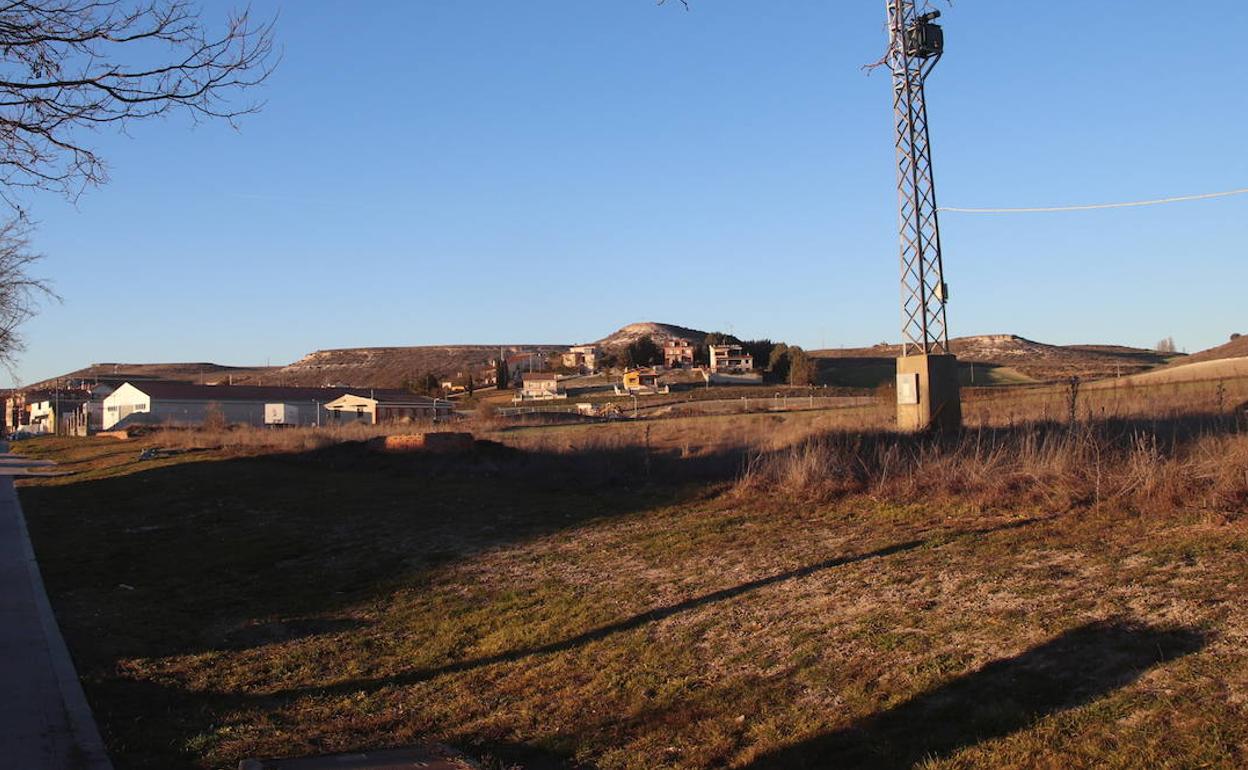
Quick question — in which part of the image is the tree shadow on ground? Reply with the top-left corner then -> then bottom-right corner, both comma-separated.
17,413 -> 1237,769
740,620 -> 1207,769
249,517 -> 1041,702
20,439 -> 747,661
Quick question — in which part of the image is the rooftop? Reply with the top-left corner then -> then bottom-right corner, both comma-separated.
117,382 -> 428,404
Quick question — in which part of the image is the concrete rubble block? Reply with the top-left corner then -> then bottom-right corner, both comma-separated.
367,432 -> 475,454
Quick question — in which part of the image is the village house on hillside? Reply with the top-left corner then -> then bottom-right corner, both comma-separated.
518,371 -> 566,401
561,345 -> 598,374
619,368 -> 668,395
507,352 -> 545,380
709,344 -> 754,374
663,339 -> 695,368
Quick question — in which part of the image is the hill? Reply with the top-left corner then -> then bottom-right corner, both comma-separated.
278,322 -> 717,388
272,345 -> 568,388
813,334 -> 1176,384
25,362 -> 277,391
594,322 -> 708,350
1174,335 -> 1248,367
25,327 -> 1192,394
1111,356 -> 1248,387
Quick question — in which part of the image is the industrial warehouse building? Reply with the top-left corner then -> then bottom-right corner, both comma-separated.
101,383 -> 453,430
101,382 -> 356,429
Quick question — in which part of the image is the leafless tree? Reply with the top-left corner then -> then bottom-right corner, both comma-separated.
0,2 -> 275,368
0,0 -> 277,210
0,219 -> 54,372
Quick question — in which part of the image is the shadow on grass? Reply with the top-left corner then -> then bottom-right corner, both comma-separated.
257,516 -> 1042,703
16,413 -> 1238,769
20,440 -> 749,660
741,620 -> 1207,769
81,518 -> 1042,770
22,410 -> 1237,662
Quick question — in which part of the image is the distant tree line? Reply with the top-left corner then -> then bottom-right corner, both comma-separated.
404,370 -> 478,397
767,343 -> 816,386
406,372 -> 442,397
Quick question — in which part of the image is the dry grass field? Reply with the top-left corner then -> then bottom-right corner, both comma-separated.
15,374 -> 1248,769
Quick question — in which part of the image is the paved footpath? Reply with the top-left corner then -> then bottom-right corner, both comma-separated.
0,448 -> 112,769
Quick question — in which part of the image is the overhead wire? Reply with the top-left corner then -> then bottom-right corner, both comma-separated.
938,187 -> 1248,214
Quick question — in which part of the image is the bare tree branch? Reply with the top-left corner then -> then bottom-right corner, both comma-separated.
0,217 -> 55,371
0,0 -> 278,212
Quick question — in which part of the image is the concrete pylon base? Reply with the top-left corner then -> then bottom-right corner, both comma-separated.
896,353 -> 962,432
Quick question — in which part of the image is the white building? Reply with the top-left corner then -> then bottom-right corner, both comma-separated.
101,382 -> 351,430
322,391 -> 453,424
518,372 -> 566,401
709,344 -> 754,373
561,345 -> 598,373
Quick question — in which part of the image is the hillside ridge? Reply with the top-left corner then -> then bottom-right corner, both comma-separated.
24,324 -> 1197,391
594,322 -> 708,349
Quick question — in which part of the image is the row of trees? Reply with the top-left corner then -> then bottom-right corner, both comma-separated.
405,371 -> 479,397
768,344 -> 816,386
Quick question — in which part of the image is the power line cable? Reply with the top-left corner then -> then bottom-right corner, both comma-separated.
939,186 -> 1248,214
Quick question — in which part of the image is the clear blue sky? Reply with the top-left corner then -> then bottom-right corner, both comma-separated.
13,0 -> 1247,385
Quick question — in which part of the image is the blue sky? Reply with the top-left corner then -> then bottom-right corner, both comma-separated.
13,0 -> 1247,385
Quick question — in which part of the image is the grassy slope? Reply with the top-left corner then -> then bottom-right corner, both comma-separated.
812,338 -> 1172,384
1124,356 -> 1248,386
1179,336 -> 1248,366
16,422 -> 1248,770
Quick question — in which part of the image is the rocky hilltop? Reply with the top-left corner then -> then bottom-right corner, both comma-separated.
594,322 -> 708,350
273,344 -> 567,388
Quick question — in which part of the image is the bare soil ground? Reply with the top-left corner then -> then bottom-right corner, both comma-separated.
14,377 -> 1248,770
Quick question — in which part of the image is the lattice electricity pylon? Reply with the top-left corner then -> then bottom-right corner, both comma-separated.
887,1 -> 950,356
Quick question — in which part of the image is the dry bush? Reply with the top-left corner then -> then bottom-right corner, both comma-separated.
736,420 -> 1248,516
473,401 -> 500,430
154,419 -> 465,453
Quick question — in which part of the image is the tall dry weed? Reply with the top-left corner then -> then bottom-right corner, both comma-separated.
736,420 -> 1248,517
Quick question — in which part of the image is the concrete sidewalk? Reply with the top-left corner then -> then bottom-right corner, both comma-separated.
0,452 -> 112,769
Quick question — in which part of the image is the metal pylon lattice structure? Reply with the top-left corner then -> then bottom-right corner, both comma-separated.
887,0 -> 950,356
